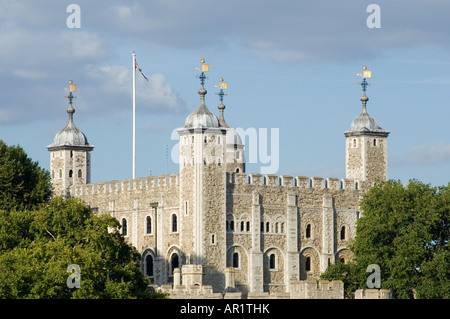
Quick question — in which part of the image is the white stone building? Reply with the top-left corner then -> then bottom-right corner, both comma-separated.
47,65 -> 389,297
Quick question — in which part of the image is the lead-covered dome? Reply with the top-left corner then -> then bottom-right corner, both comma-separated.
47,105 -> 93,150
184,87 -> 219,129
345,94 -> 388,134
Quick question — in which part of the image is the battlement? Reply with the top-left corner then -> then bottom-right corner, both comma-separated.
71,173 -> 180,197
290,279 -> 344,299
227,172 -> 366,191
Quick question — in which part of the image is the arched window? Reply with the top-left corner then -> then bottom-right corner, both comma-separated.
275,222 -> 279,233
305,256 -> 311,272
145,255 -> 154,277
146,216 -> 152,234
230,220 -> 234,231
266,222 -> 270,233
373,138 -> 377,146
340,226 -> 346,240
240,221 -> 244,232
51,170 -> 55,179
69,170 -> 73,178
78,169 -> 82,178
269,254 -> 276,270
261,222 -> 264,232
121,218 -> 127,236
236,168 -> 240,173
170,253 -> 179,275
172,214 -> 178,233
281,223 -> 284,233
353,139 -> 357,147
246,221 -> 250,232
232,252 -> 239,268
340,257 -> 346,264
306,224 -> 311,238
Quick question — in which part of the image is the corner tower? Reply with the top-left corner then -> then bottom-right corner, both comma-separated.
344,65 -> 389,185
47,80 -> 94,197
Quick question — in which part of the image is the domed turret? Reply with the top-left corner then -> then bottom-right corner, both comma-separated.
184,87 -> 220,129
47,80 -> 94,197
345,94 -> 387,133
48,104 -> 93,149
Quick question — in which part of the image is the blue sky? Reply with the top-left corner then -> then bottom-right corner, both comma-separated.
0,0 -> 449,186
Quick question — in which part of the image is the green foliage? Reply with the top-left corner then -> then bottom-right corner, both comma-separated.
0,197 -> 166,299
0,140 -> 51,211
322,179 -> 449,299
320,261 -> 366,299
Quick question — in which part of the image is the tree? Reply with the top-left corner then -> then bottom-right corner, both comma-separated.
322,179 -> 449,299
0,140 -> 51,211
0,197 -> 166,299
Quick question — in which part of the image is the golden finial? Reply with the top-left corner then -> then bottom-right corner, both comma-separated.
357,65 -> 371,93
195,58 -> 209,86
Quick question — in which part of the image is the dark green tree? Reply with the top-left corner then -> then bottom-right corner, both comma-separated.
322,179 -> 449,299
0,197 -> 166,299
0,140 -> 52,211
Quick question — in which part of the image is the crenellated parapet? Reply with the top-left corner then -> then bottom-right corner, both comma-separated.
227,172 -> 366,191
71,173 -> 180,197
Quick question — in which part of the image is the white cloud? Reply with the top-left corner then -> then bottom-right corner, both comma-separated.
86,64 -> 186,113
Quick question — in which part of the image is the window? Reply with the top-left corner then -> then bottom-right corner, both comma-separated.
269,254 -> 276,270
59,169 -> 62,178
211,234 -> 215,245
121,218 -> 127,236
306,224 -> 311,238
145,255 -> 154,277
266,222 -> 270,233
230,220 -> 234,231
172,214 -> 178,232
246,221 -> 250,232
305,256 -> 311,272
70,151 -> 73,158
340,226 -> 346,240
353,139 -> 357,147
78,170 -> 82,178
236,168 -> 240,173
340,258 -> 346,264
373,138 -> 377,146
275,222 -> 279,233
232,252 -> 239,268
281,223 -> 284,233
69,170 -> 73,178
146,216 -> 152,234
261,222 -> 264,232
170,253 -> 179,275
240,221 -> 244,232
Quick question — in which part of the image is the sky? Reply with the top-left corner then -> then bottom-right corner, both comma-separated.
0,0 -> 449,186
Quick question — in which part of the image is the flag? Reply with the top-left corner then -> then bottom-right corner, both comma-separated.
135,60 -> 149,81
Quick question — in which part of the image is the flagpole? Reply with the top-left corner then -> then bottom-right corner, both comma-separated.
132,52 -> 136,180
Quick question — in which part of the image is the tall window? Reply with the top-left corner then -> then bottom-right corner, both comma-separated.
340,226 -> 346,240
232,252 -> 239,268
246,221 -> 250,232
121,218 -> 127,236
146,216 -> 152,234
69,170 -> 73,178
306,224 -> 311,238
172,214 -> 178,232
145,255 -> 154,277
78,169 -> 82,178
170,253 -> 179,275
269,254 -> 276,270
305,256 -> 311,272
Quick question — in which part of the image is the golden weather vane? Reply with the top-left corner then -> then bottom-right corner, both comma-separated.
215,77 -> 228,103
195,57 -> 209,86
64,79 -> 77,104
357,64 -> 372,93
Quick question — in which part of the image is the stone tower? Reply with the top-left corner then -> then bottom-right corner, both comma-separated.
47,80 -> 94,197
176,59 -> 244,290
344,67 -> 389,185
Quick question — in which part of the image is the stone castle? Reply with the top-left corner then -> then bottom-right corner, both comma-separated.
47,63 -> 390,298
